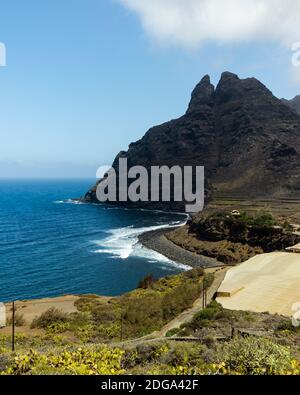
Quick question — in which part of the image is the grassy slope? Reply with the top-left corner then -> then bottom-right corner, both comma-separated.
1,301 -> 299,375
0,267 -> 299,375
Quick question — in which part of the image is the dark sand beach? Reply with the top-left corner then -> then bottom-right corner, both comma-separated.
139,227 -> 224,269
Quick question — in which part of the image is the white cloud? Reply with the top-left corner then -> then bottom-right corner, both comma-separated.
119,0 -> 300,49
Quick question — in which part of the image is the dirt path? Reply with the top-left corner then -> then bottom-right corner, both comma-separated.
1,269 -> 228,346
157,267 -> 228,337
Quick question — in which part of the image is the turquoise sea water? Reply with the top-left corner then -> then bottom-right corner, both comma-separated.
0,179 -> 188,302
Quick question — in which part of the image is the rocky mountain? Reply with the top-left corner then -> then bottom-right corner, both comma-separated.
85,72 -> 300,211
282,95 -> 300,115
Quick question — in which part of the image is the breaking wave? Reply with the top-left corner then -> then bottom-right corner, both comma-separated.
93,218 -> 190,270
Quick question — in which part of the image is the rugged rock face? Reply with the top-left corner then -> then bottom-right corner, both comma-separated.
282,95 -> 300,115
85,72 -> 300,211
166,212 -> 300,264
188,213 -> 300,252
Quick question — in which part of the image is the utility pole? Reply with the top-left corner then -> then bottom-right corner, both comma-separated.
120,310 -> 123,342
12,301 -> 15,352
231,327 -> 236,339
202,285 -> 208,309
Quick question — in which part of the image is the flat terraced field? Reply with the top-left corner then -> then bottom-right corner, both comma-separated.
208,196 -> 300,222
216,252 -> 300,316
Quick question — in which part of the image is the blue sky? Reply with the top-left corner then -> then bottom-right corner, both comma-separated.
0,0 -> 300,178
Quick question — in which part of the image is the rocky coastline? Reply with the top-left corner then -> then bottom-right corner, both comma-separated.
138,226 -> 225,269
139,209 -> 300,267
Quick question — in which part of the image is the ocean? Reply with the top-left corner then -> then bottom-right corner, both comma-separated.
0,179 -> 188,302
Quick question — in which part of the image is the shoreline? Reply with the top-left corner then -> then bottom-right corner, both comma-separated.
138,226 -> 225,269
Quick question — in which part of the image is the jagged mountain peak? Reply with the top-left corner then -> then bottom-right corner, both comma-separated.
85,72 -> 300,211
219,71 -> 239,81
188,71 -> 275,110
187,74 -> 215,112
215,72 -> 273,105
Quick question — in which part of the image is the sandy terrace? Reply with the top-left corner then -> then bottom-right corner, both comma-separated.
0,295 -> 81,335
216,252 -> 300,316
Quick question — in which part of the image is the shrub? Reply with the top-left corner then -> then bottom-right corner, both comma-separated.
203,334 -> 217,348
220,336 -> 292,375
159,343 -> 203,367
252,213 -> 276,227
46,322 -> 70,334
137,274 -> 155,289
66,267 -> 206,340
165,328 -> 180,338
97,323 -> 120,340
203,273 -> 214,289
92,305 -> 118,324
276,319 -> 299,333
7,313 -> 25,327
184,267 -> 204,279
31,308 -> 69,329
123,294 -> 163,337
4,345 -> 125,375
69,311 -> 90,327
194,301 -> 223,322
74,296 -> 104,313
74,324 -> 95,343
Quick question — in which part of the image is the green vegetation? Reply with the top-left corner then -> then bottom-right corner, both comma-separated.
1,268 -> 299,376
190,211 -> 279,243
220,336 -> 293,375
165,328 -> 180,338
276,319 -> 300,334
1,336 -> 299,375
193,301 -> 225,321
168,210 -> 300,264
31,308 -> 69,329
7,313 -> 25,327
27,268 -> 207,342
3,345 -> 125,375
137,274 -> 155,289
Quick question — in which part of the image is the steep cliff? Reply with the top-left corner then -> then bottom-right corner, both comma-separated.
85,72 -> 300,211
